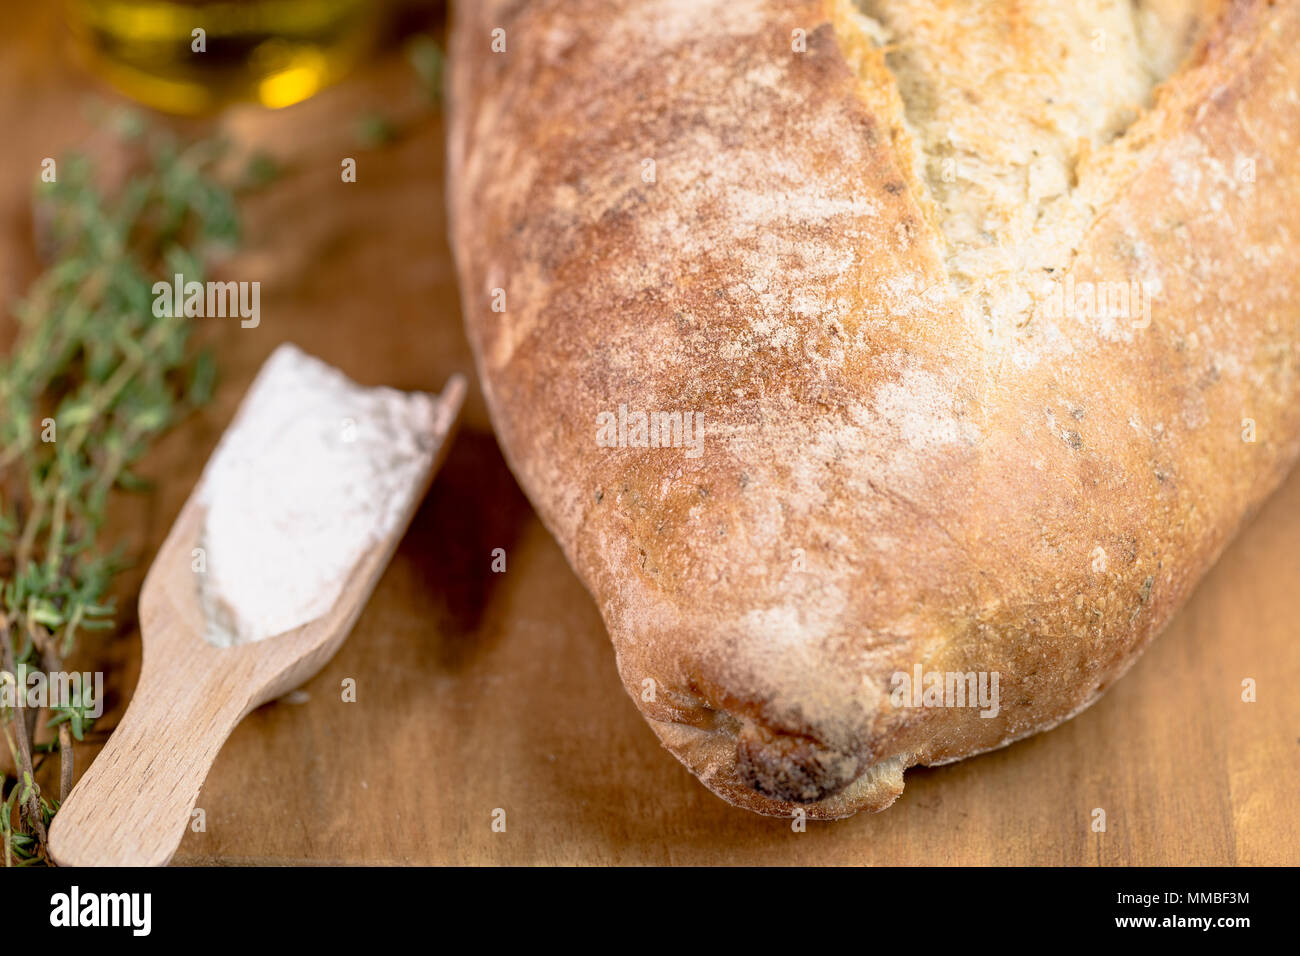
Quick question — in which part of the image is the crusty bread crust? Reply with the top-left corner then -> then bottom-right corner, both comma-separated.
448,0 -> 1300,817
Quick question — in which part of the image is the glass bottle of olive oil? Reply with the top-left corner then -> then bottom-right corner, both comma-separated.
63,0 -> 386,114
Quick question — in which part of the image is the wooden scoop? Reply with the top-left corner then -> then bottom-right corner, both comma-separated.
48,373 -> 465,867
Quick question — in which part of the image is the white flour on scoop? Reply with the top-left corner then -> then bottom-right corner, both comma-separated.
196,344 -> 439,647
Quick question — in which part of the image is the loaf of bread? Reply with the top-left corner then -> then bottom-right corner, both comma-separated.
447,0 -> 1300,817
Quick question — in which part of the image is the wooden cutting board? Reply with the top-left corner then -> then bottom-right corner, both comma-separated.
2,3 -> 1296,865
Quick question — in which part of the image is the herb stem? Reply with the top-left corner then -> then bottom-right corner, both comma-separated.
14,492 -> 46,575
30,626 -> 74,806
0,626 -> 45,853
44,489 -> 68,577
57,725 -> 73,804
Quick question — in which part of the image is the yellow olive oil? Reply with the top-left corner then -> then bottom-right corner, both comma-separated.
64,0 -> 385,114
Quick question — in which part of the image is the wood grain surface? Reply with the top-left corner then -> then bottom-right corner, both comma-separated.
1,3 -> 1296,866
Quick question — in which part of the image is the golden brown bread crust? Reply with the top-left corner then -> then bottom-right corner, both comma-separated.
447,0 -> 1300,817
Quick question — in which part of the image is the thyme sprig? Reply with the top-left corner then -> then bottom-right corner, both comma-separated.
0,112 -> 239,865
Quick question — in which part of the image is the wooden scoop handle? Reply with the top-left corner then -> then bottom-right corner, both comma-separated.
49,638 -> 253,867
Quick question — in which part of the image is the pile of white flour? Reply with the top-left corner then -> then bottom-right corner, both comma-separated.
197,344 -> 439,647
